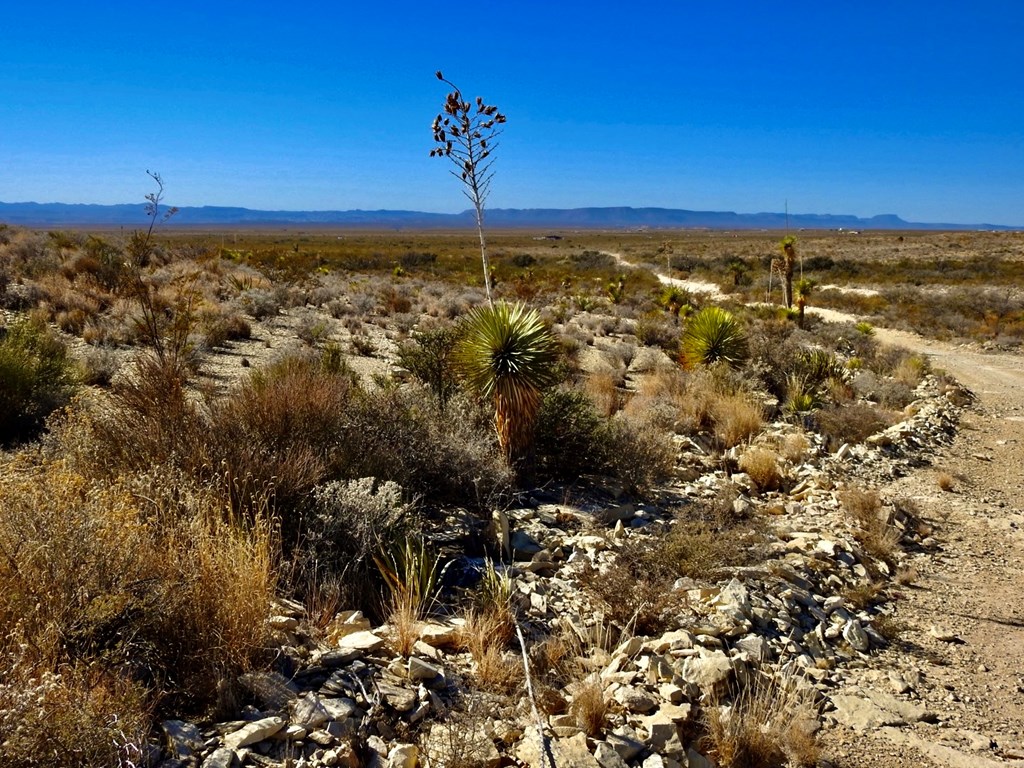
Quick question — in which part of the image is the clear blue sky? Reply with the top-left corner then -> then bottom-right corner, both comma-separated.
2,1 -> 1022,225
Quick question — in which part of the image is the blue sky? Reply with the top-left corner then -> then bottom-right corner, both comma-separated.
2,1 -> 1022,224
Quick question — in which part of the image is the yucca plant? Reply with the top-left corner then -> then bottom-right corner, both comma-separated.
794,278 -> 814,328
681,307 -> 748,369
778,235 -> 798,308
457,301 -> 558,463
374,536 -> 443,655
658,284 -> 692,322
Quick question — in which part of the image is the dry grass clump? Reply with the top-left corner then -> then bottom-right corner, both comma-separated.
584,370 -> 622,417
459,560 -> 520,692
713,393 -> 765,448
737,447 -> 782,492
460,610 -> 523,694
568,676 -> 609,736
644,367 -> 763,449
702,672 -> 820,768
839,486 -> 901,564
781,432 -> 811,463
936,471 -> 956,492
0,457 -> 276,757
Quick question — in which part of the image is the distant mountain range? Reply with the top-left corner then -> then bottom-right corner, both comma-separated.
0,201 -> 1015,230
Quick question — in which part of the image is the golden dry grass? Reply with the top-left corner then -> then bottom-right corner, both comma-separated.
0,455 -> 276,737
702,672 -> 820,768
738,447 -> 782,492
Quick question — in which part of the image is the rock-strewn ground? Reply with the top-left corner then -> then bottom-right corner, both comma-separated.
142,318 -> 1024,768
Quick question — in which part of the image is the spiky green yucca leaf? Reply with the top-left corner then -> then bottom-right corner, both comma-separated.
458,301 -> 557,461
681,307 -> 748,369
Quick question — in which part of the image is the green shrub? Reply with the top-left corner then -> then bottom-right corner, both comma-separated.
397,323 -> 463,411
0,316 -> 77,445
533,387 -> 605,480
681,307 -> 748,369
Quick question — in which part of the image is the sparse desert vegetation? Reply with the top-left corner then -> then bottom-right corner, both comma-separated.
0,223 -> 1021,766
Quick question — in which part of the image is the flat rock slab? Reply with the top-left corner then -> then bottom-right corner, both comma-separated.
831,689 -> 935,731
336,630 -> 385,654
517,731 -> 601,768
223,716 -> 285,750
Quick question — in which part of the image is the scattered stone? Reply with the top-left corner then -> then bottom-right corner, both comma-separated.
161,720 -> 205,760
929,625 -> 963,643
223,717 -> 285,750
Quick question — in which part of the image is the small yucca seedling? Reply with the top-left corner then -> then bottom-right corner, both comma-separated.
855,320 -> 875,336
375,536 -> 443,656
681,307 -> 748,369
457,301 -> 558,462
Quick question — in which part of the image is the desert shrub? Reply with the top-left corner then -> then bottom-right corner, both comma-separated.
239,287 -> 282,319
346,387 -> 510,508
298,478 -> 417,613
209,352 -> 358,536
579,551 -> 686,636
0,646 -> 152,768
0,316 -> 78,445
655,495 -> 769,580
813,402 -> 896,450
635,312 -> 680,353
599,413 -> 676,496
682,307 -> 748,369
738,447 -> 782,492
397,323 -> 463,410
203,312 -> 251,348
77,345 -> 120,386
570,250 -> 616,270
59,354 -> 208,479
533,387 -> 605,481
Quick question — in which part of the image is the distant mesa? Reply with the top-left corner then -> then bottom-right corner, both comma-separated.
0,202 -> 1014,230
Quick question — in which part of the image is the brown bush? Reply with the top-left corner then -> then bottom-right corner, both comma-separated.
813,402 -> 896,451
839,486 -> 900,564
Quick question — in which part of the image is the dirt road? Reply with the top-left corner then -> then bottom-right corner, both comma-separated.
815,311 -> 1024,767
